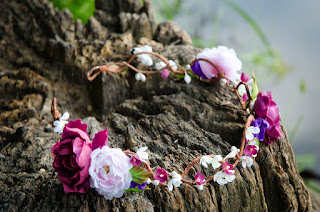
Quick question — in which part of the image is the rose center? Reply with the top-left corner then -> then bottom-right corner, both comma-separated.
249,148 -> 253,152
160,174 -> 164,177
245,159 -> 248,163
132,158 -> 136,162
217,176 -> 221,180
225,165 -> 230,170
104,165 -> 110,174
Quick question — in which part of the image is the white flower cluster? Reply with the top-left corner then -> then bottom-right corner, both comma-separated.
167,171 -> 183,191
53,112 -> 69,134
133,45 -> 191,84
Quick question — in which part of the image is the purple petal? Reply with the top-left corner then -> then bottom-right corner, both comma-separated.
191,61 -> 208,79
92,129 -> 109,151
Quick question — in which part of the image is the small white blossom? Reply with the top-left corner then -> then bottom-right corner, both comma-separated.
200,156 -> 213,168
135,72 -> 146,82
146,178 -> 152,184
224,146 -> 240,159
184,71 -> 191,84
136,147 -> 148,162
151,180 -> 160,186
225,171 -> 236,182
133,45 -> 153,66
168,171 -> 182,191
241,156 -> 253,168
238,84 -> 246,96
212,155 -> 223,169
196,184 -> 204,191
186,64 -> 191,70
214,171 -> 229,185
168,60 -> 178,70
155,61 -> 166,70
220,78 -> 227,86
53,112 -> 69,134
249,102 -> 254,110
245,126 -> 260,141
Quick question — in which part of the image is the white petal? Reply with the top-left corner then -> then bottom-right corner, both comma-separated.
242,160 -> 247,168
140,74 -> 146,82
137,147 -> 148,160
220,78 -> 227,86
251,126 -> 260,134
155,61 -> 166,70
186,64 -> 191,70
238,84 -> 246,96
53,120 -> 60,127
184,72 -> 191,84
133,47 -> 142,54
225,174 -> 236,182
152,180 -> 159,186
135,73 -> 142,81
168,60 -> 177,70
60,112 -> 69,121
146,178 -> 152,184
250,102 -> 254,110
212,161 -> 222,169
247,158 -> 253,167
197,185 -> 204,190
168,180 -> 173,191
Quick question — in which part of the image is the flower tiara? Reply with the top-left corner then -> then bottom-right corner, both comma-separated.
51,45 -> 283,200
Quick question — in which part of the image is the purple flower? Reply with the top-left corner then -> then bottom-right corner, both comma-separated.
191,61 -> 208,79
195,172 -> 206,185
241,72 -> 250,82
222,161 -> 234,175
130,181 -> 147,190
251,118 -> 270,141
244,145 -> 258,157
130,155 -> 142,166
51,119 -> 93,194
253,92 -> 284,143
155,168 -> 168,183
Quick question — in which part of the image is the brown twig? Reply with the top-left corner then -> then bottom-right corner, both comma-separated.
51,97 -> 60,121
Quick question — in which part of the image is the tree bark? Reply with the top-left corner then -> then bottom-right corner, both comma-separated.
0,0 -> 317,211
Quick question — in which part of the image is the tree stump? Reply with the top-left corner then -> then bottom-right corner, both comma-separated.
0,0 -> 318,211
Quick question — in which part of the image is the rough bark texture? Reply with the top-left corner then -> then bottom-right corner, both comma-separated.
0,0 -> 318,211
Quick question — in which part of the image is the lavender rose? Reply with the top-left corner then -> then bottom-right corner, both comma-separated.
89,146 -> 133,200
51,119 -> 92,193
191,46 -> 242,81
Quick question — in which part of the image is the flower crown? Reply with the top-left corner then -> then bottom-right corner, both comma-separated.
51,45 -> 283,200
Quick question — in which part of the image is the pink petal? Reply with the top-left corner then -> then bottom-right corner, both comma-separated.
92,129 -> 108,151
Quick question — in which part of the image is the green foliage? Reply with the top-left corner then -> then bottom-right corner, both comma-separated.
49,0 -> 95,24
296,154 -> 316,173
126,185 -> 151,192
156,0 -> 183,20
129,166 -> 151,184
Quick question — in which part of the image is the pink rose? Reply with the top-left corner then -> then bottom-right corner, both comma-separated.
51,119 -> 109,193
89,146 -> 132,200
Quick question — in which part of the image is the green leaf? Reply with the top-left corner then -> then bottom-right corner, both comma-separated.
126,185 -> 151,193
251,71 -> 259,101
251,138 -> 260,146
296,154 -> 316,173
129,166 -> 151,184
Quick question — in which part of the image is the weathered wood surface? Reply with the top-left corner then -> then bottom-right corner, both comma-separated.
0,0 -> 318,211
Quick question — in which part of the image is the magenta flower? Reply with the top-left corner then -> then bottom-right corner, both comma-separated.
155,168 -> 168,183
130,155 -> 142,166
51,119 -> 93,193
241,72 -> 250,82
195,172 -> 206,185
242,93 -> 248,103
244,145 -> 258,157
253,92 -> 284,143
191,46 -> 242,81
161,69 -> 169,79
222,161 -> 234,175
